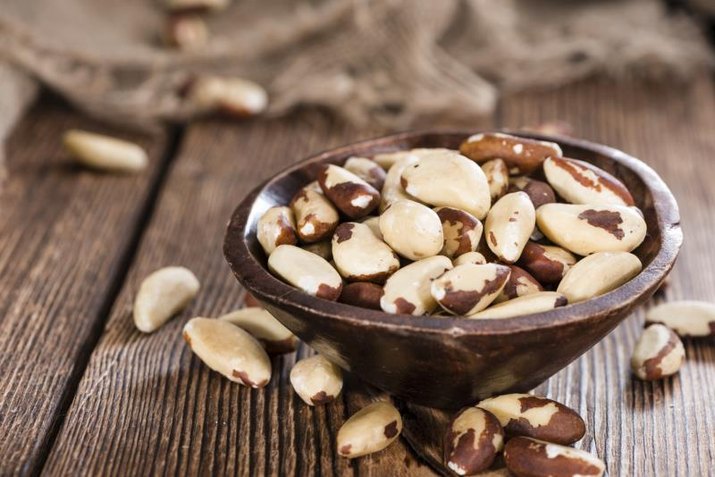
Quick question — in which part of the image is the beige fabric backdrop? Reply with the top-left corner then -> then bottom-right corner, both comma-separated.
0,0 -> 712,173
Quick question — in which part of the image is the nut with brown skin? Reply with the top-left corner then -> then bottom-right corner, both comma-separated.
187,76 -> 267,118
536,203 -> 647,255
444,407 -> 504,476
435,207 -> 483,259
431,263 -> 511,316
134,266 -> 200,333
453,251 -> 487,267
318,164 -> 380,218
504,437 -> 605,477
481,158 -> 510,201
163,14 -> 208,50
290,184 -> 339,243
257,206 -> 297,256
331,222 -> 400,283
400,149 -> 491,219
495,265 -> 543,303
631,324 -> 685,380
544,156 -> 634,207
337,401 -> 402,458
290,354 -> 343,406
268,245 -> 343,301
339,282 -> 384,310
301,240 -> 332,261
381,256 -> 453,315
557,252 -> 642,303
508,177 -> 556,210
518,241 -> 577,285
470,292 -> 568,319
644,301 -> 715,337
344,156 -> 387,191
485,192 -> 536,263
477,393 -> 585,445
379,200 -> 444,260
219,307 -> 298,354
459,132 -> 562,175
183,317 -> 271,388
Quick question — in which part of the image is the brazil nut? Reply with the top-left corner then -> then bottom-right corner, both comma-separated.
344,156 -> 387,190
381,256 -> 453,315
219,307 -> 298,354
518,241 -> 577,285
504,437 -> 605,477
435,207 -> 483,258
290,185 -> 339,242
470,292 -> 568,319
337,401 -> 402,458
459,132 -> 562,175
557,252 -> 642,303
508,176 -> 556,209
496,265 -> 543,302
379,200 -> 444,260
481,158 -> 510,201
453,251 -> 487,266
631,324 -> 685,380
485,192 -> 536,263
644,301 -> 715,337
290,354 -> 343,405
444,407 -> 504,476
257,206 -> 298,255
431,263 -> 511,315
268,245 -> 343,300
339,282 -> 384,310
318,164 -> 381,218
544,156 -> 634,206
332,222 -> 400,283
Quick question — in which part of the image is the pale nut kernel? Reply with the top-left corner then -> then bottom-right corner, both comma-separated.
508,177 -> 556,209
536,203 -> 647,255
339,282 -> 384,310
504,437 -> 605,477
290,185 -> 339,243
460,132 -> 562,175
163,14 -> 208,50
372,147 -> 454,171
379,154 -> 420,212
331,222 -> 400,283
435,207 -> 483,259
300,240 -> 332,261
400,149 -> 491,219
63,130 -> 148,173
644,301 -> 715,337
477,393 -> 585,445
381,256 -> 453,315
188,76 -> 267,117
431,263 -> 511,316
133,266 -> 200,333
344,156 -> 387,191
485,192 -> 536,263
219,307 -> 298,354
379,200 -> 444,260
318,164 -> 381,218
164,0 -> 229,13
360,216 -> 383,241
453,251 -> 487,266
518,241 -> 577,285
495,265 -> 543,303
631,324 -> 685,380
257,206 -> 297,256
183,317 -> 271,388
290,354 -> 344,406
481,158 -> 510,201
268,245 -> 342,300
444,407 -> 504,476
470,292 -> 568,319
337,401 -> 402,458
557,251 -> 642,303
544,156 -> 634,207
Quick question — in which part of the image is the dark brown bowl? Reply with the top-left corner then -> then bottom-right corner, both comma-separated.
224,130 -> 682,409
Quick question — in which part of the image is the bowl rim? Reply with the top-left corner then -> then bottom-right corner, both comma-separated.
224,129 -> 682,336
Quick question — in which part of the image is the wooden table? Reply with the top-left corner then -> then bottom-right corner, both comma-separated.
1,76 -> 714,477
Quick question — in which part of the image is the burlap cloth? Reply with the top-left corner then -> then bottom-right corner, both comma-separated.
0,0 -> 712,175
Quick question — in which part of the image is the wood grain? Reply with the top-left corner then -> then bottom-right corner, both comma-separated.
22,77 -> 715,476
0,100 -> 170,476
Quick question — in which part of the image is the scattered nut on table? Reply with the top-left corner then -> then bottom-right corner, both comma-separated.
631,323 -> 685,381
63,130 -> 148,173
187,76 -> 268,118
337,401 -> 402,458
163,14 -> 208,50
183,317 -> 271,388
133,266 -> 200,333
504,436 -> 605,477
290,354 -> 343,406
444,406 -> 504,475
644,300 -> 715,337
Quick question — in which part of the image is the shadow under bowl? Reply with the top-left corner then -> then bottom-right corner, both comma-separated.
224,130 -> 682,409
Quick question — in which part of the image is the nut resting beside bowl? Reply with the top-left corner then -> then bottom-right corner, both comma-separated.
224,130 -> 681,409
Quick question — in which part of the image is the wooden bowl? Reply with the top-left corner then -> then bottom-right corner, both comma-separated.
223,130 -> 682,409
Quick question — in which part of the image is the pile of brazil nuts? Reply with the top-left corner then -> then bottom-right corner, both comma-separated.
257,132 -> 649,319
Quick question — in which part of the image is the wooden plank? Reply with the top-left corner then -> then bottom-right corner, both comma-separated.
0,99 -> 170,475
45,76 -> 715,476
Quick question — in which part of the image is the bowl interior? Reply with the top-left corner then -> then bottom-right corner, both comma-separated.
227,130 -> 681,335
